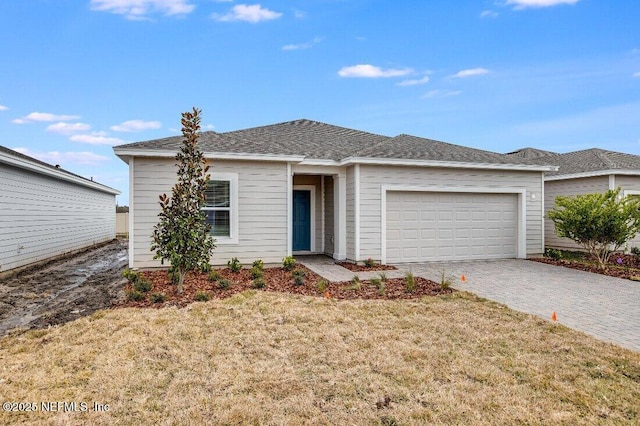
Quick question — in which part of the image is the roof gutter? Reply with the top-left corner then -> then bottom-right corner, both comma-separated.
113,148 -> 305,164
1,150 -> 121,195
545,169 -> 640,181
340,156 -> 559,172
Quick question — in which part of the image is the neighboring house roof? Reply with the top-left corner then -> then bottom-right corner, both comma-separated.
115,119 -> 557,171
0,145 -> 120,195
505,147 -> 559,159
508,148 -> 640,179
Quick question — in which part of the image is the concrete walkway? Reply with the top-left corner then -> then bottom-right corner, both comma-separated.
298,256 -> 640,352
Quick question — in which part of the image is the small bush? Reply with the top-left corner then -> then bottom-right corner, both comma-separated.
250,266 -> 264,279
200,263 -> 212,273
371,277 -> 385,295
439,270 -> 452,290
194,290 -> 211,302
208,270 -> 221,282
227,257 -> 242,273
405,272 -> 415,293
317,279 -> 329,292
252,277 -> 266,289
631,246 -> 640,257
282,256 -> 296,271
364,258 -> 377,268
252,259 -> 264,269
218,278 -> 231,289
544,248 -> 563,260
133,278 -> 152,293
126,289 -> 144,301
149,292 -> 167,303
122,268 -> 140,283
167,267 -> 180,284
347,275 -> 361,291
379,272 -> 387,282
292,268 -> 306,286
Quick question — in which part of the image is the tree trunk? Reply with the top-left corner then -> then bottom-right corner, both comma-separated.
177,268 -> 186,294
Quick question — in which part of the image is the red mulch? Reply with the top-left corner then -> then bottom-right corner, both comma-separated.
530,255 -> 640,281
117,265 -> 451,309
336,262 -> 397,272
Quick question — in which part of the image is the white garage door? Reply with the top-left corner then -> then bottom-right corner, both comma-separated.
386,191 -> 518,263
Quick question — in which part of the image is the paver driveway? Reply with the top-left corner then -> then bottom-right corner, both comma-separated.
395,260 -> 640,352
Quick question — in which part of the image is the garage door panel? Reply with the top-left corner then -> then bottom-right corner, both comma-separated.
386,191 -> 517,263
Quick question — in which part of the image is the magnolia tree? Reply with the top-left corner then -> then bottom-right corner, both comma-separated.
151,108 -> 215,293
547,188 -> 640,269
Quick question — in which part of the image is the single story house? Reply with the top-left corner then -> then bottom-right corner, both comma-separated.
114,119 -> 557,268
507,147 -> 640,250
0,146 -> 120,273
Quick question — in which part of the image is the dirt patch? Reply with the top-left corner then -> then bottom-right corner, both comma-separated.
531,254 -> 640,281
118,266 -> 450,308
0,238 -> 128,335
336,261 -> 397,272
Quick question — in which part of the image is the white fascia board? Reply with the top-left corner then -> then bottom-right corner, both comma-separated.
340,156 -> 558,172
113,148 -> 305,163
298,158 -> 340,166
545,170 -> 640,181
1,151 -> 120,195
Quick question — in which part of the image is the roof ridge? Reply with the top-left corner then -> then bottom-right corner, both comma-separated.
221,118 -> 390,138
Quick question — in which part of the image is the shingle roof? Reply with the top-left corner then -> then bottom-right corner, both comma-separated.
543,148 -> 640,177
114,119 -> 553,167
505,147 -> 559,159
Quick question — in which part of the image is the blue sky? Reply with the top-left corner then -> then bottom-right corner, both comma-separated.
1,0 -> 639,204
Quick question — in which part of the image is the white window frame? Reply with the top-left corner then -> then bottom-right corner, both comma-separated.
203,172 -> 239,245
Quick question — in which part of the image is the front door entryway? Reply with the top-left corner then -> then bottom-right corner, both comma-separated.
293,190 -> 311,251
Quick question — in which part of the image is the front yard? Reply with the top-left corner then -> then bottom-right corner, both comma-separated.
1,290 -> 638,425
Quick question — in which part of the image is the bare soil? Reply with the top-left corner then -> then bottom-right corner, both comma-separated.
531,252 -> 640,281
119,266 -> 450,308
0,238 -> 128,335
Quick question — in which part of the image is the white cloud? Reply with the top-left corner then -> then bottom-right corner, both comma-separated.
0,104 -> 8,111
12,147 -> 110,166
110,119 -> 162,132
506,0 -> 579,9
46,122 -> 92,134
451,67 -> 490,78
213,4 -> 282,23
633,72 -> 640,78
203,124 -> 215,130
293,9 -> 306,19
480,10 -> 499,18
90,0 -> 195,20
12,112 -> 80,124
422,90 -> 462,99
397,75 -> 430,86
338,64 -> 413,78
282,37 -> 322,51
70,133 -> 126,145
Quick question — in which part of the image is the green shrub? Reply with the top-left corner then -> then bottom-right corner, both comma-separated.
282,256 -> 296,271
371,277 -> 385,295
250,266 -> 264,279
149,292 -> 167,303
194,290 -> 211,302
631,246 -> 640,257
292,269 -> 306,286
405,272 -> 415,293
544,248 -> 563,260
252,277 -> 266,289
218,278 -> 231,289
200,263 -> 212,273
208,270 -> 221,282
133,278 -> 152,293
122,268 -> 139,283
126,289 -> 144,301
252,259 -> 264,269
227,257 -> 242,273
364,258 -> 377,268
317,279 -> 329,292
347,275 -> 361,291
379,272 -> 387,282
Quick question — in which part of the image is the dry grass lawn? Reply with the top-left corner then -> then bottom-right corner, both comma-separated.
0,291 -> 639,425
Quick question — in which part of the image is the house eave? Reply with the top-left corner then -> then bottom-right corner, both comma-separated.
545,169 -> 640,181
1,150 -> 121,195
340,156 -> 558,172
113,148 -> 305,163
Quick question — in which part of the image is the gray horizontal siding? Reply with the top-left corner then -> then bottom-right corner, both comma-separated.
544,176 -> 609,251
132,158 -> 288,268
0,164 -> 115,272
358,165 -> 544,261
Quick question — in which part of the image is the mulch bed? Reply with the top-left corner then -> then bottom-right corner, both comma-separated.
118,265 -> 451,309
530,254 -> 640,281
336,262 -> 397,272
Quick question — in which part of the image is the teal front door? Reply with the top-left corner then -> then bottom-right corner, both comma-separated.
293,190 -> 311,251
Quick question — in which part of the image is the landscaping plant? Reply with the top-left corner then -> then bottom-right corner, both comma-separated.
228,257 -> 242,273
282,256 -> 296,271
151,108 -> 216,293
547,188 -> 640,269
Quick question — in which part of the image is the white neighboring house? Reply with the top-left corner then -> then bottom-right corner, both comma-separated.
114,119 -> 557,268
0,146 -> 120,273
